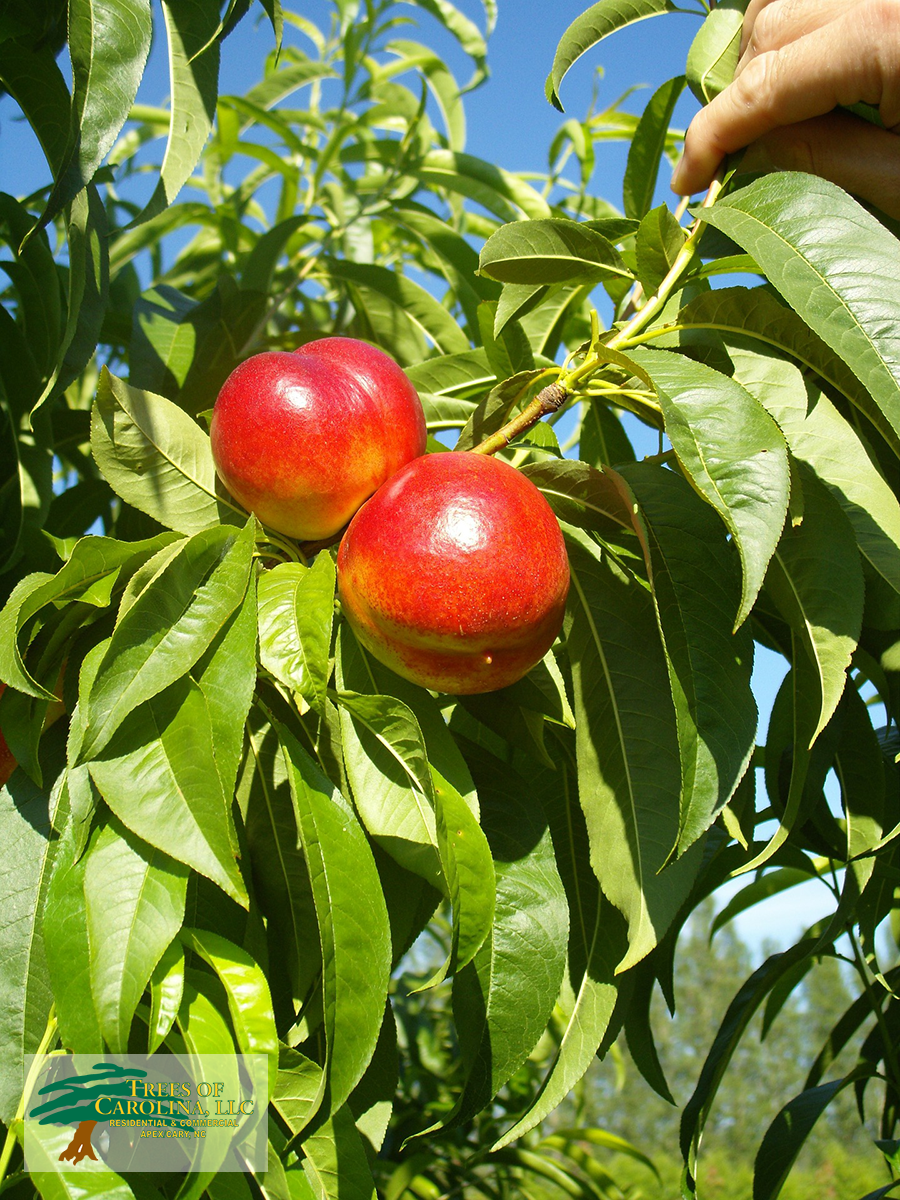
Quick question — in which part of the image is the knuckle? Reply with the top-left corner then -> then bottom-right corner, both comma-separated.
862,0 -> 900,36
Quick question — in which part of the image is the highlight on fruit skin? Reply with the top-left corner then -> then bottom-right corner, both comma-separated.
210,336 -> 427,542
337,452 -> 571,695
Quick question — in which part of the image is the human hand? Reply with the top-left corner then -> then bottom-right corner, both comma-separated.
670,0 -> 900,218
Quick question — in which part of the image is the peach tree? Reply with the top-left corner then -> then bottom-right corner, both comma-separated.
0,1 -> 898,1197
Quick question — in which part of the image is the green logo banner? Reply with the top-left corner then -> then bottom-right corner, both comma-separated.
24,1053 -> 268,1175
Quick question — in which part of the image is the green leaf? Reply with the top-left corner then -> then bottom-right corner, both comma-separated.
83,816 -> 188,1052
0,532 -> 177,701
493,733 -> 628,1148
635,203 -> 686,295
80,520 -> 253,761
148,938 -> 185,1053
752,1071 -> 870,1200
88,676 -> 248,906
674,286 -> 898,453
680,940 -> 818,1194
477,301 -> 535,380
91,368 -> 247,535
686,0 -> 747,105
628,346 -> 790,628
335,676 -> 494,976
25,1124 -> 137,1198
279,723 -> 391,1123
419,149 -> 551,221
444,740 -> 567,1128
578,401 -> 636,469
34,185 -> 110,415
0,765 -> 56,1122
547,0 -> 675,111
455,369 -> 548,453
765,467 -> 863,744
728,342 -> 900,602
133,0 -> 220,225
273,1044 -> 323,1137
302,1103 -> 377,1200
405,0 -> 489,88
193,576 -> 258,801
241,710 -> 320,1011
479,219 -> 632,286
44,819 -> 104,1053
521,458 -> 636,537
697,174 -> 900,451
623,75 -> 685,220
258,556 -> 335,712
43,0 -> 152,226
0,40 -> 71,176
565,525 -> 703,970
325,258 -> 469,357
179,927 -> 278,1100
615,463 -> 756,854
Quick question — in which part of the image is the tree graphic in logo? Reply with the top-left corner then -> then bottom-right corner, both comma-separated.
29,1061 -> 194,1165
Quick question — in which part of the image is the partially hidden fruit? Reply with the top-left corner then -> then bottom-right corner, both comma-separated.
210,337 -> 427,541
337,452 -> 570,694
0,684 -> 15,787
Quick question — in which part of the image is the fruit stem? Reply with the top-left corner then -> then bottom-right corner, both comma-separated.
468,171 -> 724,457
471,382 -> 569,456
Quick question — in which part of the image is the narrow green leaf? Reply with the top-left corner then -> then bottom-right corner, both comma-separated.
615,463 -> 756,854
80,520 -> 253,761
43,821 -> 104,1053
91,368 -> 247,535
0,765 -> 56,1122
752,1071 -> 871,1200
680,940 -> 819,1194
0,41 -> 71,175
88,676 -> 248,906
623,76 -> 685,219
628,345 -> 790,628
326,258 -> 469,356
674,286 -> 900,455
34,185 -> 110,415
193,576 -> 258,801
179,927 -> 278,1100
479,219 -> 632,286
635,204 -> 686,296
280,724 -> 391,1123
419,149 -> 551,221
686,0 -> 746,105
43,0 -> 152,225
547,0 -> 674,111
258,556 -> 335,712
240,710 -> 320,1011
521,458 -> 636,536
302,1103 -> 377,1200
83,816 -> 188,1052
729,342 -> 900,602
765,467 -> 864,744
335,679 -> 494,975
405,0 -> 489,87
493,733 -> 628,1148
444,740 -> 567,1128
134,0 -> 220,225
565,525 -> 703,970
697,173 -> 900,450
148,938 -> 185,1053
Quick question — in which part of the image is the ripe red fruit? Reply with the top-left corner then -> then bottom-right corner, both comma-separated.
210,337 -> 427,541
0,684 -> 15,787
337,452 -> 570,695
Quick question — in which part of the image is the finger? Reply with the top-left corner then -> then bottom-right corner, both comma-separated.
671,9 -> 900,195
736,0 -> 854,75
739,0 -> 787,56
739,110 -> 900,220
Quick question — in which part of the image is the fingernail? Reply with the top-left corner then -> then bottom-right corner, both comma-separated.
670,155 -> 686,193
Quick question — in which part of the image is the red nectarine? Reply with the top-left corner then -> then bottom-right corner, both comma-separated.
337,452 -> 570,694
210,337 -> 427,541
